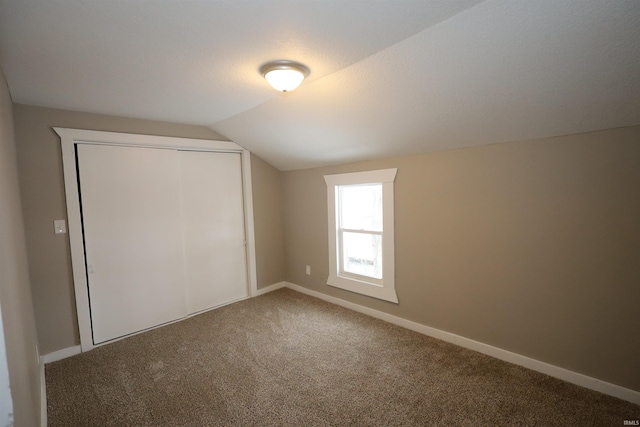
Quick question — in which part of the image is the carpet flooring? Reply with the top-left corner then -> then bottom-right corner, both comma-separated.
46,288 -> 639,426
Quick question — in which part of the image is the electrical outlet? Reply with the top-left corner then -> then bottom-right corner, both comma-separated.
54,219 -> 67,234
305,265 -> 311,275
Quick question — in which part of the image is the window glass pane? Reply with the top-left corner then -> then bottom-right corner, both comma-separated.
342,231 -> 382,279
338,184 -> 382,231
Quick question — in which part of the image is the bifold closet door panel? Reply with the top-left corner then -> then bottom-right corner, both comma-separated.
179,151 -> 248,314
77,144 -> 187,344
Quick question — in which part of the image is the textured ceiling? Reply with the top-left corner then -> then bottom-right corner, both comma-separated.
1,0 -> 639,170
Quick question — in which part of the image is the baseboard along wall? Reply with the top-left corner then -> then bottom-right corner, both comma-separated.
253,281 -> 288,296
43,281 -> 639,405
40,356 -> 47,427
43,345 -> 82,364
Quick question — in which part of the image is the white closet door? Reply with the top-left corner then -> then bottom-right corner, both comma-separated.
77,144 -> 187,344
179,151 -> 248,314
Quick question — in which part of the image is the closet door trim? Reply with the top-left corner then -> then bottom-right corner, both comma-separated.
55,128 -> 258,353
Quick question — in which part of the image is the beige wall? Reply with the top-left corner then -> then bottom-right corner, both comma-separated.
250,154 -> 285,288
0,77 -> 41,424
12,104 -> 239,354
283,126 -> 640,392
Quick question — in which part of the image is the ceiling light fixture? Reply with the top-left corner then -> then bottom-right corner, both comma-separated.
260,60 -> 310,93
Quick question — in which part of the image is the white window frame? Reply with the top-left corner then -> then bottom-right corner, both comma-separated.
324,168 -> 398,303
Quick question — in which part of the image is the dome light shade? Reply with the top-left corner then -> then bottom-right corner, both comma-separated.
260,61 -> 309,93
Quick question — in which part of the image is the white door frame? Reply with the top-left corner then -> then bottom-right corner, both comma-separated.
55,128 -> 258,352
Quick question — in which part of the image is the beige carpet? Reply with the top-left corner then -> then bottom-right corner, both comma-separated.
46,288 -> 639,426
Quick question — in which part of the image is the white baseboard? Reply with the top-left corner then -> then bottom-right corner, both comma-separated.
39,356 -> 47,427
279,281 -> 640,405
253,281 -> 287,297
42,345 -> 81,364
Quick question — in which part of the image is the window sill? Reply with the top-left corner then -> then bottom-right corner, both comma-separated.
327,274 -> 398,303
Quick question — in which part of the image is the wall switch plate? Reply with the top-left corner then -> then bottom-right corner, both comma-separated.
306,265 -> 311,275
54,219 -> 67,234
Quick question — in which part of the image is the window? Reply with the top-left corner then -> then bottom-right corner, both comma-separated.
324,168 -> 398,303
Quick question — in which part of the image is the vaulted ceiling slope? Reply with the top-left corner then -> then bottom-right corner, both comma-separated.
1,0 -> 639,170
